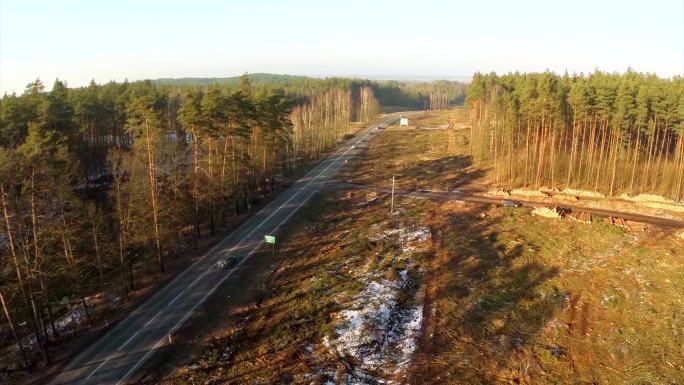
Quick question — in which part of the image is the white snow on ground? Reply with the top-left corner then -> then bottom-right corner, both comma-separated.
20,308 -> 89,350
322,224 -> 430,384
17,294 -> 121,350
325,272 -> 423,384
369,225 -> 431,254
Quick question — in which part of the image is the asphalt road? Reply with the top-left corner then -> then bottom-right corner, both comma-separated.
335,183 -> 684,230
49,113 -> 408,385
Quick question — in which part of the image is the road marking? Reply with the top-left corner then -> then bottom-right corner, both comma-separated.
118,331 -> 140,351
116,185 -> 322,385
85,182 -> 329,382
144,311 -> 162,327
194,118 -> 390,278
58,115 -> 399,385
86,357 -> 111,379
188,274 -> 204,288
167,290 -> 185,307
114,118 -> 395,385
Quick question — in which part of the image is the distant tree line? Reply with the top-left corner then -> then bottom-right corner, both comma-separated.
152,73 -> 314,87
154,75 -> 468,112
0,75 -> 383,369
467,71 -> 684,200
374,80 -> 467,110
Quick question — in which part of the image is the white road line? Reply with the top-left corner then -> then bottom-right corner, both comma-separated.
118,331 -> 140,351
76,116 -> 397,385
116,185 -> 322,385
196,119 -> 385,276
188,274 -> 204,288
76,117 -> 394,375
144,311 -> 162,327
167,290 -> 185,307
114,117 -> 399,384
77,155 -> 326,382
55,117 -> 400,385
115,120 -> 389,385
86,357 -> 111,379
94,172 -> 345,381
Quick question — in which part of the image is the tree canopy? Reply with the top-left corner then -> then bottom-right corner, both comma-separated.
467,71 -> 684,200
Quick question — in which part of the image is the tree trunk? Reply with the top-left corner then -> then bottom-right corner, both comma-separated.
192,130 -> 200,247
144,118 -> 163,273
0,290 -> 31,371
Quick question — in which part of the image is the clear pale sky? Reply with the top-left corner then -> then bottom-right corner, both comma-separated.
1,0 -> 682,94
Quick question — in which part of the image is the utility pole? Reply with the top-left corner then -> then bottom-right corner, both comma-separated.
391,175 -> 395,215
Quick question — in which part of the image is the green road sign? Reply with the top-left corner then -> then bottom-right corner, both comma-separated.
264,235 -> 276,244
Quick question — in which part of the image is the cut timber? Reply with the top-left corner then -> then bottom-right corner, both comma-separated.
626,221 -> 648,232
556,206 -> 572,217
619,194 -> 684,212
563,189 -> 606,198
568,210 -> 592,224
620,193 -> 676,204
607,216 -> 647,232
642,202 -> 684,213
531,206 -> 562,219
486,189 -> 511,197
554,194 -> 580,202
510,189 -> 546,198
607,216 -> 625,229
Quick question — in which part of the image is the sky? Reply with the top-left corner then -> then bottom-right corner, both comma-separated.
1,0 -> 683,93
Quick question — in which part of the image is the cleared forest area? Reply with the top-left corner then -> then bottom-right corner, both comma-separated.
413,201 -> 684,385
342,109 -> 684,384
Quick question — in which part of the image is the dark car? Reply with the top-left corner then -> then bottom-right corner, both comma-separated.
217,256 -> 238,269
502,199 -> 523,208
377,124 -> 386,129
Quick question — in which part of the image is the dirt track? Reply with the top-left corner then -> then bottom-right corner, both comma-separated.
332,182 -> 684,230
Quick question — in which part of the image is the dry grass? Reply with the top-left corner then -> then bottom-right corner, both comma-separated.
160,189 -> 436,384
412,203 -> 684,385
343,108 -> 479,192
161,107 -> 684,385
350,108 -> 684,384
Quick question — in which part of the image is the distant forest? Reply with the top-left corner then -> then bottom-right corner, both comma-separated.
154,74 -> 468,109
153,73 -> 313,87
0,73 -> 464,369
468,71 -> 684,200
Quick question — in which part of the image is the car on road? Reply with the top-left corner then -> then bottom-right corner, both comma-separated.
217,256 -> 238,269
377,124 -> 386,129
502,199 -> 523,208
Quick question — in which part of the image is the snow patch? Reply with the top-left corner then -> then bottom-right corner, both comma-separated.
369,225 -> 430,254
325,271 -> 423,384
